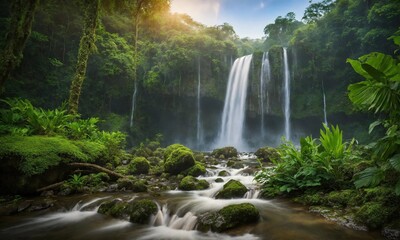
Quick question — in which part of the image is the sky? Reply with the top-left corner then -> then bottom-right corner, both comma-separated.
170,0 -> 311,39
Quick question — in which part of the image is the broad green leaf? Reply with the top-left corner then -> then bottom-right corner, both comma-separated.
362,63 -> 385,81
354,167 -> 384,188
347,58 -> 371,79
389,153 -> 400,172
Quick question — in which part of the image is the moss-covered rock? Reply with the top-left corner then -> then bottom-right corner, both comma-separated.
215,178 -> 224,183
185,162 -> 206,177
211,147 -> 238,159
117,178 -> 147,192
129,157 -> 150,174
218,170 -> 230,177
98,199 -> 127,218
215,179 -> 247,199
164,144 -> 195,175
178,176 -> 209,191
254,146 -> 279,162
127,199 -> 158,224
198,203 -> 259,232
325,190 -> 357,207
354,202 -> 392,229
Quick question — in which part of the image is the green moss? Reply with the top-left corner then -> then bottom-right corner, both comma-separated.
0,135 -> 103,176
185,162 -> 206,177
164,145 -> 195,175
178,176 -> 209,191
117,178 -> 147,192
325,190 -> 356,207
98,200 -> 127,218
217,203 -> 259,231
129,157 -> 150,174
295,192 -> 324,205
216,179 -> 248,199
254,146 -> 279,162
163,144 -> 190,159
218,170 -> 230,177
355,202 -> 391,229
115,165 -> 129,175
215,178 -> 224,183
211,147 -> 238,159
127,199 -> 158,224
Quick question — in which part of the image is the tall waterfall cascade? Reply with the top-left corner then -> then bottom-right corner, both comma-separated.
260,52 -> 271,139
217,54 -> 253,150
196,58 -> 203,148
129,80 -> 138,128
283,48 -> 291,141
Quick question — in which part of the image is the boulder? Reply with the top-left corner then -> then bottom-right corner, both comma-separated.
178,176 -> 209,191
129,157 -> 150,174
164,144 -> 195,175
254,146 -> 279,162
198,203 -> 259,232
215,179 -> 247,199
211,147 -> 238,159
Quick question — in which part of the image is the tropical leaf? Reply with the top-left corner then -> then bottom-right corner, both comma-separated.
354,167 -> 384,189
389,153 -> 400,172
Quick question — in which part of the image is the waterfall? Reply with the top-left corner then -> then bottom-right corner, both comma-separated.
283,48 -> 291,141
217,54 -> 253,150
196,58 -> 202,149
260,52 -> 271,139
129,80 -> 138,128
322,80 -> 328,125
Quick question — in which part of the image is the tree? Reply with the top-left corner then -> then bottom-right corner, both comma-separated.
68,0 -> 100,114
0,0 -> 39,93
302,0 -> 334,23
263,12 -> 303,47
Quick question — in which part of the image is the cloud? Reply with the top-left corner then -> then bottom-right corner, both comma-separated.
170,0 -> 221,26
260,1 -> 265,9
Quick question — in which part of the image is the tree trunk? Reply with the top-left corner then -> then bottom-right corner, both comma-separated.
68,162 -> 125,179
0,0 -> 39,93
68,0 -> 100,114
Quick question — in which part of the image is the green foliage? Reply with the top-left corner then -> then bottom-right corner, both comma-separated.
255,125 -> 354,196
348,32 -> 400,194
68,173 -> 84,191
354,202 -> 391,229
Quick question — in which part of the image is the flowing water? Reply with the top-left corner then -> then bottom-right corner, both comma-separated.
217,55 -> 253,150
282,48 -> 291,141
0,155 -> 382,240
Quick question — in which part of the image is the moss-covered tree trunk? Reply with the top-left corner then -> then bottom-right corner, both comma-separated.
68,0 -> 100,114
0,0 -> 39,93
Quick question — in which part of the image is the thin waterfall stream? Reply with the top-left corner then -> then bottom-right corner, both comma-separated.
283,48 -> 291,141
196,58 -> 202,149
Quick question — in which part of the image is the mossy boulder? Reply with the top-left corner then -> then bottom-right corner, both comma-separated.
117,178 -> 147,192
254,146 -> 279,162
354,202 -> 392,229
198,203 -> 259,232
129,157 -> 150,174
185,162 -> 206,177
98,199 -> 128,218
211,147 -> 238,159
218,170 -> 230,177
178,176 -> 209,191
127,199 -> 158,224
98,198 -> 158,224
164,144 -> 195,175
215,179 -> 248,199
215,178 -> 224,183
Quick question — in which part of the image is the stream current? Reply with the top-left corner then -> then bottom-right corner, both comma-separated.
0,154 -> 382,240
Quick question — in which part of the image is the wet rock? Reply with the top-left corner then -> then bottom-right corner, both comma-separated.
98,199 -> 127,219
226,160 -> 243,169
218,170 -> 230,177
211,147 -> 238,159
28,199 -> 54,211
382,226 -> 400,240
215,179 -> 248,199
198,203 -> 259,232
129,157 -> 150,174
309,206 -> 367,231
127,199 -> 158,224
117,178 -> 147,192
17,200 -> 32,212
185,162 -> 206,177
254,146 -> 279,163
178,176 -> 209,191
215,178 -> 224,183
